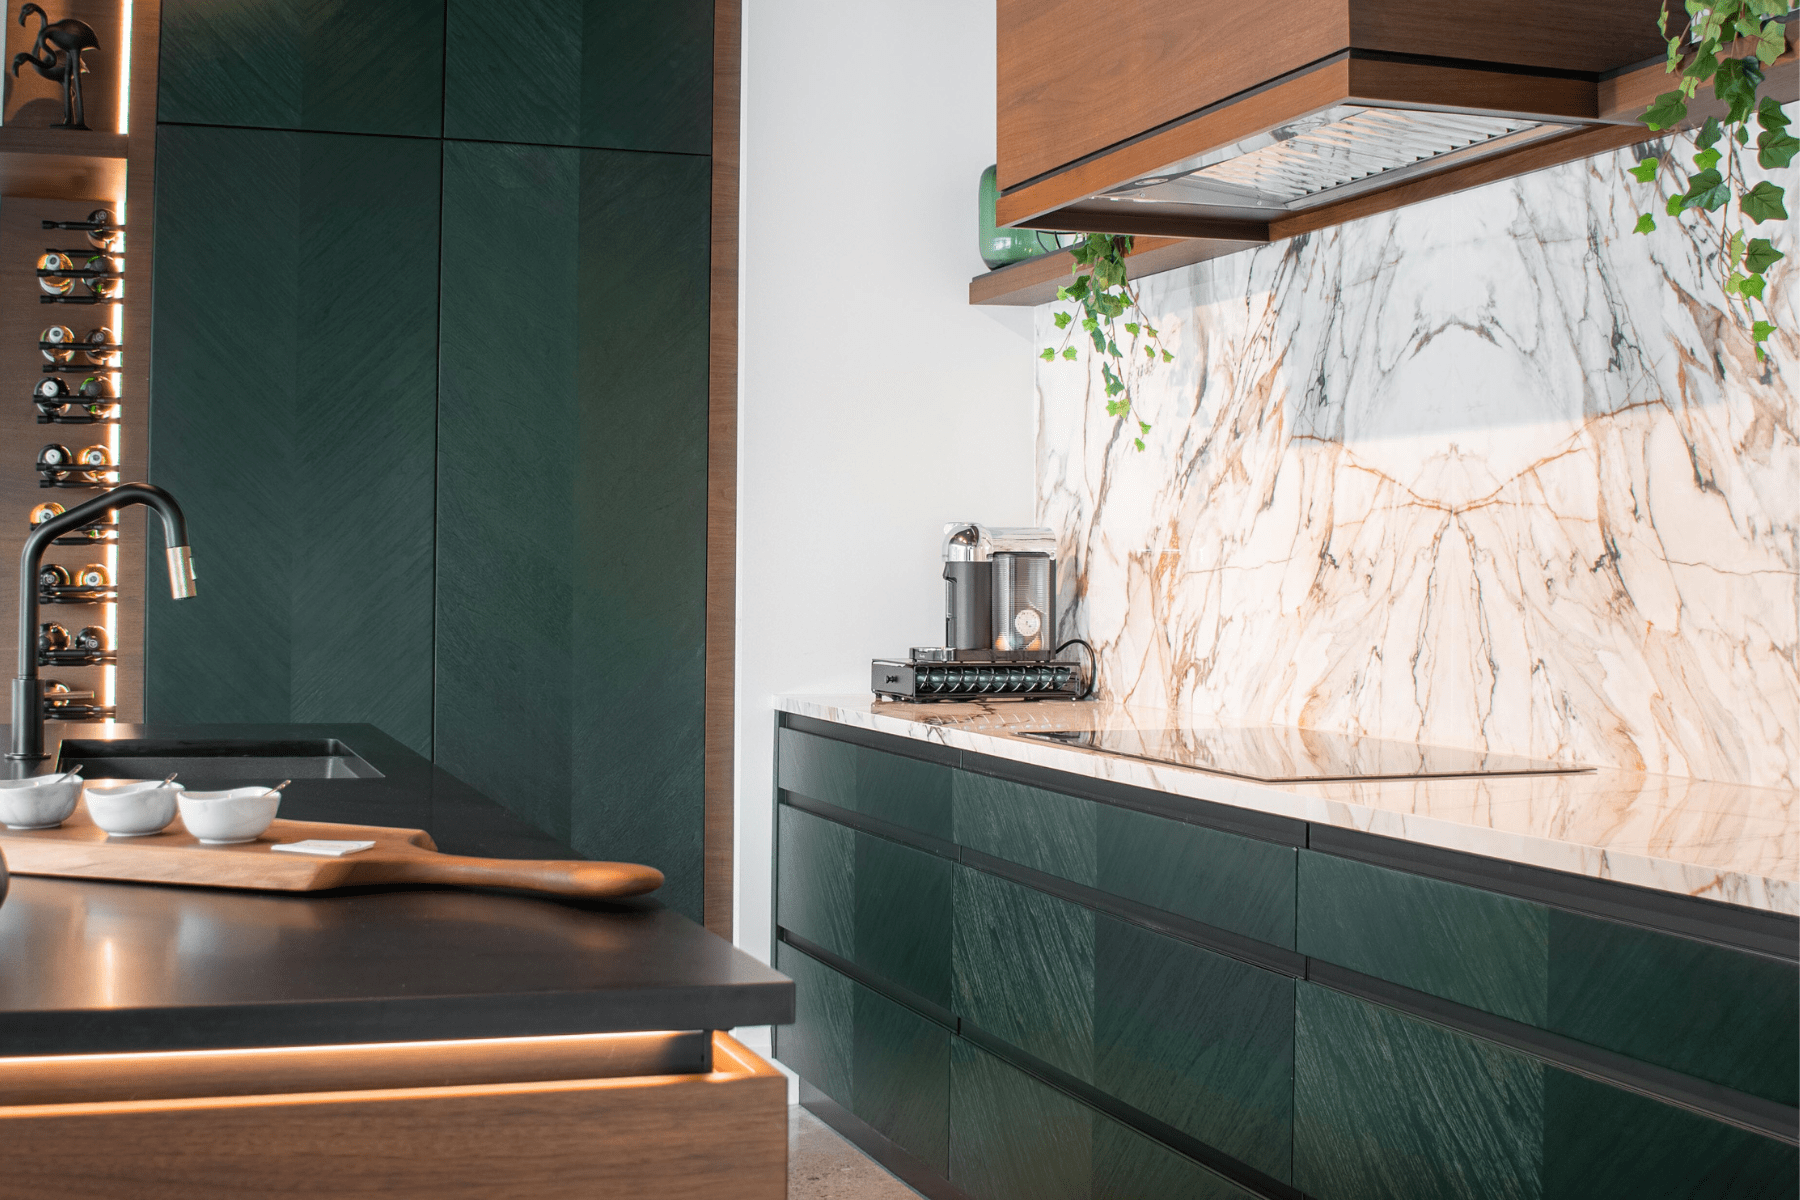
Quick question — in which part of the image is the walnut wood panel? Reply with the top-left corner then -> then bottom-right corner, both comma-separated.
0,1032 -> 786,1200
117,0 -> 162,722
1343,56 -> 1597,119
0,198 -> 141,729
0,1031 -> 707,1105
969,236 -> 1264,307
705,0 -> 740,940
995,57 -> 1353,229
996,0 -> 1348,189
0,803 -> 665,898
1348,0 -> 1670,74
1599,26 -> 1799,121
0,129 -> 125,200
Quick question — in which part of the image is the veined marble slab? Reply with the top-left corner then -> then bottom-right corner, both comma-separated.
1035,115 -> 1800,793
776,695 -> 1799,917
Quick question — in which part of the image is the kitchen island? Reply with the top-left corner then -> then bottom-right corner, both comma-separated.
771,696 -> 1798,1200
0,722 -> 792,1200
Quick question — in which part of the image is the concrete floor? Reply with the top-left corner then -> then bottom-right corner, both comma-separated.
788,1105 -> 922,1199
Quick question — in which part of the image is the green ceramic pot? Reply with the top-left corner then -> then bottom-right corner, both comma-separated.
978,164 -> 1069,270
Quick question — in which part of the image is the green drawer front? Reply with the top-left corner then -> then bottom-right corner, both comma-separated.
778,728 -> 953,840
949,1036 -> 1256,1200
775,941 -> 853,1106
954,866 -> 1296,1182
777,805 -> 854,960
953,771 -> 1296,948
1298,851 -> 1799,1104
775,943 -> 951,1175
1295,983 -> 1797,1200
778,804 -> 952,1008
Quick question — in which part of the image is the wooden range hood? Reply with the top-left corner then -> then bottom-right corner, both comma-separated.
977,0 -> 1798,305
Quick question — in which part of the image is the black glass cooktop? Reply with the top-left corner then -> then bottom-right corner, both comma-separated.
1016,726 -> 1590,784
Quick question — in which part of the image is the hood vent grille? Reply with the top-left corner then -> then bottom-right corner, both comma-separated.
1104,105 -> 1575,212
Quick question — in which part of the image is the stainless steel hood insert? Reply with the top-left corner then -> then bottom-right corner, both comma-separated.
1100,105 -> 1576,212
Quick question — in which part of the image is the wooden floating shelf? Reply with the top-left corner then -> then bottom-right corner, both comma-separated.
0,127 -> 129,201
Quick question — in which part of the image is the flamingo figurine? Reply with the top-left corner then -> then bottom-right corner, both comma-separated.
11,4 -> 99,130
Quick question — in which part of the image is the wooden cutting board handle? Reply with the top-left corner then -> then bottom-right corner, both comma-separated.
357,853 -> 665,899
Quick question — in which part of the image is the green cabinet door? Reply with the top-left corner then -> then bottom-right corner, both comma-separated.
778,728 -> 955,841
158,0 -> 445,136
148,126 -> 440,756
444,0 -> 713,152
435,141 -> 710,916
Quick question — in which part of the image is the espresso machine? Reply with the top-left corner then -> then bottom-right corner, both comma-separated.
872,523 -> 1089,702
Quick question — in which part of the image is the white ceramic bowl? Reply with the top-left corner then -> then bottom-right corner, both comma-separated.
85,781 -> 180,837
176,787 -> 281,844
0,774 -> 82,829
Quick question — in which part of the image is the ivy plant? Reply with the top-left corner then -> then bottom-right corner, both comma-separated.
1632,0 -> 1795,358
1038,234 -> 1173,451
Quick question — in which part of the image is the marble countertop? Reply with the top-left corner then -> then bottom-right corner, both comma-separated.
776,695 -> 1799,917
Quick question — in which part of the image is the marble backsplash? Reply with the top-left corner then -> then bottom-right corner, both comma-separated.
1035,127 -> 1798,791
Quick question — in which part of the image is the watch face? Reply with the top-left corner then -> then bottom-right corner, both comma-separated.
1013,607 -> 1042,638
76,565 -> 109,588
30,503 -> 64,525
38,445 -> 70,466
36,378 -> 67,398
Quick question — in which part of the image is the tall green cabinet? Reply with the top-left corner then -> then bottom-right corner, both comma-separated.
145,0 -> 717,920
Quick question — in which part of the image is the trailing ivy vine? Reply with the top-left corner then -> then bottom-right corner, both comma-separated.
1632,0 -> 1796,358
1039,234 -> 1173,452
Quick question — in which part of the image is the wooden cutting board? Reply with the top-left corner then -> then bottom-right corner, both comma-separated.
0,802 -> 664,900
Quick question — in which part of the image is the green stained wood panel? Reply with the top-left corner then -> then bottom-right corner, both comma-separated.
852,977 -> 952,1176
1094,916 -> 1294,1184
954,772 -> 1097,886
777,729 -> 954,840
1547,909 -> 1800,1106
157,0 -> 444,136
949,1036 -> 1092,1200
148,125 -> 439,756
443,0 -> 712,152
854,831 -> 952,1009
566,147 -> 710,918
1092,1118 -> 1261,1200
774,942 -> 853,1107
953,865 -> 1094,1083
434,139 -> 581,844
1293,983 -> 1545,1200
1541,1070 -> 1797,1200
777,805 -> 854,961
1297,851 -> 1550,1025
1097,805 -> 1296,948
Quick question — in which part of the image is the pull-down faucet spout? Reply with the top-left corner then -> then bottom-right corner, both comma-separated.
10,483 -> 196,761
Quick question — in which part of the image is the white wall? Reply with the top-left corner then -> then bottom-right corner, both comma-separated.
736,0 -> 1035,961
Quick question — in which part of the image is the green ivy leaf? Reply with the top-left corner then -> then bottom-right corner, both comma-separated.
1039,347 -> 1056,361
1746,0 -> 1787,17
1760,96 -> 1792,131
1138,420 -> 1151,435
1634,213 -> 1657,234
1061,346 -> 1078,361
1159,349 -> 1174,363
1741,180 -> 1789,222
1693,147 -> 1722,171
1123,321 -> 1139,336
1739,273 -> 1767,299
1725,271 -> 1746,295
1133,438 -> 1146,453
1752,319 -> 1775,343
1713,56 -> 1764,125
1737,124 -> 1751,145
1745,237 -> 1785,273
1053,311 -> 1071,329
1758,130 -> 1800,169
1105,398 -> 1127,417
1728,229 -> 1746,266
1666,192 -> 1687,216
1757,20 -> 1787,64
1642,90 -> 1689,130
1628,157 -> 1661,183
1681,167 -> 1730,210
1696,116 -> 1724,149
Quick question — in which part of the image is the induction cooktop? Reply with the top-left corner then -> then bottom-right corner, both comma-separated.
1016,726 -> 1590,784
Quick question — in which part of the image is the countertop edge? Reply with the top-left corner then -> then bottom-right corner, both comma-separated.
773,695 -> 1800,920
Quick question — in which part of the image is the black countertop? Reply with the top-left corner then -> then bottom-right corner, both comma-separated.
0,722 -> 791,1055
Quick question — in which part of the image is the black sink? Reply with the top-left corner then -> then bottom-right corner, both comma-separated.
57,738 -> 385,784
